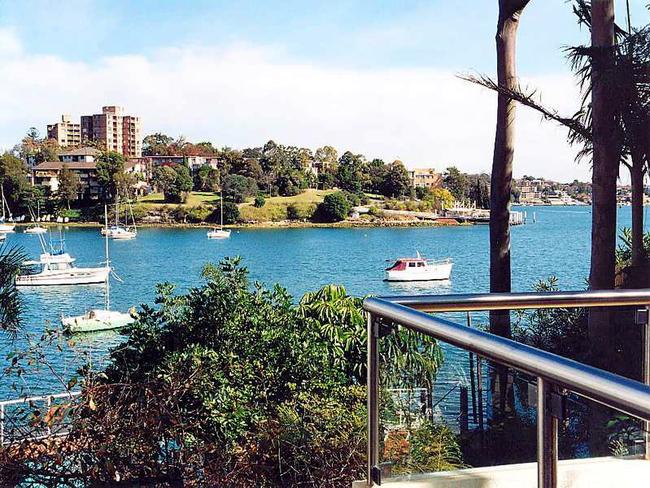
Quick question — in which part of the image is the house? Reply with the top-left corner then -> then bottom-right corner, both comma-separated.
32,159 -> 101,199
408,168 -> 442,188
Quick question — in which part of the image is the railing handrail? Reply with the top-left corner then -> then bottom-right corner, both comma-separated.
0,391 -> 81,407
378,288 -> 650,312
364,296 -> 650,420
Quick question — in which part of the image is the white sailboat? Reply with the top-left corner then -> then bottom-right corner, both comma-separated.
207,191 -> 231,239
62,206 -> 135,333
24,201 -> 47,234
16,231 -> 110,286
101,200 -> 137,240
0,186 -> 16,233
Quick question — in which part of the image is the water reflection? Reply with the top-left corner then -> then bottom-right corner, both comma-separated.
386,279 -> 452,294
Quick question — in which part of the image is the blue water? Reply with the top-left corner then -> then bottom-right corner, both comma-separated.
0,206 -> 633,402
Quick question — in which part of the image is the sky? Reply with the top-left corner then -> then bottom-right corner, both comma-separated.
0,0 -> 648,182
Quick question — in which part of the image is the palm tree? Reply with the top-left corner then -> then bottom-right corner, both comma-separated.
0,246 -> 25,332
489,0 -> 531,341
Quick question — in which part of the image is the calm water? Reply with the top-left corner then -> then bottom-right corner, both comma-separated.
0,205 -> 634,407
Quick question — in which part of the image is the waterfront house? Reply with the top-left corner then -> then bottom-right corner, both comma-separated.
32,146 -> 103,199
408,168 -> 442,188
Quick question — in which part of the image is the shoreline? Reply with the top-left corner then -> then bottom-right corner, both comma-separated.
14,218 -> 470,230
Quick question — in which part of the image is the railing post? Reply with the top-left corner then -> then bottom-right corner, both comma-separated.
643,306 -> 650,461
46,396 -> 52,437
367,312 -> 380,486
537,377 -> 558,488
0,404 -> 4,447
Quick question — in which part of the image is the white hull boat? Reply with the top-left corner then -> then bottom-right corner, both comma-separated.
385,253 -> 453,282
62,205 -> 135,333
207,228 -> 231,239
103,226 -> 137,240
16,255 -> 110,286
0,224 -> 15,233
0,187 -> 15,233
62,309 -> 135,333
24,226 -> 47,234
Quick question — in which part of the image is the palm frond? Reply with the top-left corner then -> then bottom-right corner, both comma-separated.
0,246 -> 26,333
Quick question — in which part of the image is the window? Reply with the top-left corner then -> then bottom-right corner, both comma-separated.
408,262 -> 416,268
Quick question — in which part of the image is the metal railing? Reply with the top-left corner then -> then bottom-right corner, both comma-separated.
0,391 -> 81,446
363,289 -> 650,488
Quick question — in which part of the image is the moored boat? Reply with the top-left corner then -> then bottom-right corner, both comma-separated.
385,252 -> 453,282
207,190 -> 231,239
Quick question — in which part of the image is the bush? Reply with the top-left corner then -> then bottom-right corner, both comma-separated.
315,192 -> 351,222
208,202 -> 240,224
253,195 -> 266,208
223,174 -> 258,203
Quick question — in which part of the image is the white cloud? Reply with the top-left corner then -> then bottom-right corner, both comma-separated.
0,29 -> 590,182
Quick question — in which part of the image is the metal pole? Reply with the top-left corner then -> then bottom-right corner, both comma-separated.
467,312 -> 477,423
477,355 -> 484,434
0,404 -> 4,446
46,396 -> 52,437
537,377 -> 558,488
643,306 -> 650,461
367,312 -> 379,486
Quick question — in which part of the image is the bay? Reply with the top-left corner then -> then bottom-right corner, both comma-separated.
0,206 -> 631,407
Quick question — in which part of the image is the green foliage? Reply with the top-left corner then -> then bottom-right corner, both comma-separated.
0,152 -> 31,211
57,164 -> 80,209
616,227 -> 650,268
336,151 -> 366,193
153,164 -> 193,203
380,161 -> 412,198
512,277 -> 588,360
315,191 -> 351,222
0,246 -> 26,332
194,164 -> 220,192
253,194 -> 266,208
443,166 -> 467,201
222,174 -> 258,203
286,202 -> 316,220
207,202 -> 240,224
96,151 -> 125,202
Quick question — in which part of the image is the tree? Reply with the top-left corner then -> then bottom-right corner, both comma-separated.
488,0 -> 531,343
0,153 -> 30,210
222,174 -> 258,203
142,133 -> 174,156
314,145 -> 339,172
336,151 -> 366,193
96,151 -> 125,202
442,167 -> 469,201
152,164 -> 192,203
194,164 -> 220,192
253,195 -> 266,208
589,0 -> 618,370
380,161 -> 411,198
0,246 -> 26,332
316,192 -> 351,222
57,164 -> 80,209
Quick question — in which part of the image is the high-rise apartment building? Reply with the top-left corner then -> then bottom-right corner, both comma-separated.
46,115 -> 81,147
50,106 -> 142,158
80,106 -> 142,158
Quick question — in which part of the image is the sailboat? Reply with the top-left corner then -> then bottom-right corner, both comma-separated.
101,200 -> 137,240
0,187 -> 15,233
62,205 -> 135,333
24,201 -> 47,234
16,230 -> 110,286
207,191 -> 231,239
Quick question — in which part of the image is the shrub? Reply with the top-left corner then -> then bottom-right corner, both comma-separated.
253,195 -> 266,208
315,192 -> 351,222
186,205 -> 212,223
223,174 -> 258,203
207,202 -> 240,224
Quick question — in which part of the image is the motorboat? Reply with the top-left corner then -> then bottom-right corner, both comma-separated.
385,252 -> 453,282
16,233 -> 110,286
207,191 -> 231,239
62,205 -> 136,333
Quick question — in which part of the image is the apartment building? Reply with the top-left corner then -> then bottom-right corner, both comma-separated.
32,147 -> 103,199
408,168 -> 442,188
46,115 -> 81,147
48,106 -> 142,158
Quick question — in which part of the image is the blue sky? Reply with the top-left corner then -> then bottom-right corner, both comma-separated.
0,1 -> 648,181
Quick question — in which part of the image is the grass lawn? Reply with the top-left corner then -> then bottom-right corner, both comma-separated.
239,189 -> 334,222
138,191 -> 221,207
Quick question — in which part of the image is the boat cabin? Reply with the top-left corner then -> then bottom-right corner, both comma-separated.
386,258 -> 428,271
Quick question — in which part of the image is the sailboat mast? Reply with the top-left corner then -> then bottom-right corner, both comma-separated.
104,204 -> 110,312
220,190 -> 224,230
1,186 -> 5,220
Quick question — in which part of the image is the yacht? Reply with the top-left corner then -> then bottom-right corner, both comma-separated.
385,252 -> 453,282
207,191 -> 231,239
0,187 -> 15,233
101,201 -> 137,240
25,202 -> 47,234
62,205 -> 135,333
16,233 -> 110,286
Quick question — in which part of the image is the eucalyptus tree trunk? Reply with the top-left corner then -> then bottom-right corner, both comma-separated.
589,0 -> 619,371
489,0 -> 530,338
489,0 -> 531,422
